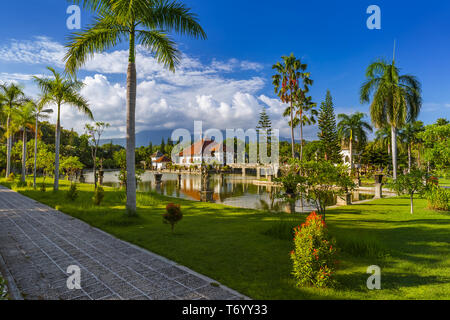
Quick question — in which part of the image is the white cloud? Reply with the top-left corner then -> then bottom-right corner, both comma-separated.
0,36 -> 295,139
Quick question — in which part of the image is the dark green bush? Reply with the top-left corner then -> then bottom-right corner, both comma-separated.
40,183 -> 46,192
163,203 -> 183,233
93,187 -> 105,206
66,183 -> 79,201
426,186 -> 450,211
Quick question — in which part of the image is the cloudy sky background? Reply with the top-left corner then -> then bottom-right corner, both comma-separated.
0,0 -> 449,142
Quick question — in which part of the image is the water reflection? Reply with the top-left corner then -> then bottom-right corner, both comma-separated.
83,171 -> 375,212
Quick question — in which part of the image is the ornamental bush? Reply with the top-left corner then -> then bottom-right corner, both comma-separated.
290,212 -> 338,288
163,203 -> 183,233
426,185 -> 449,211
66,183 -> 79,201
93,187 -> 105,206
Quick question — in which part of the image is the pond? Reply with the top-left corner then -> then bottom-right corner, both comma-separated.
82,171 -> 376,212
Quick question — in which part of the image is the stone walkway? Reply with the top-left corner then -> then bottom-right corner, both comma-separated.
0,186 -> 246,300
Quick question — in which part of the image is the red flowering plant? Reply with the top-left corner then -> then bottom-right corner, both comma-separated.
290,212 -> 338,288
163,203 -> 183,233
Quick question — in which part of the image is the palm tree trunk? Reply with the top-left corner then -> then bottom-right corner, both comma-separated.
6,114 -> 11,177
408,144 -> 412,173
21,128 -> 27,182
34,115 -> 38,189
300,112 -> 304,161
290,100 -> 295,158
410,194 -> 414,214
126,29 -> 137,214
54,103 -> 61,191
349,137 -> 353,171
391,126 -> 398,179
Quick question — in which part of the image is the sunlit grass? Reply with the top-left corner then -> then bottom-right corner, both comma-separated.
1,176 -> 449,300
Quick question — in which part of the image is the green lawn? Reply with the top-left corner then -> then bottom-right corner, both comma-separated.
440,178 -> 450,187
1,177 -> 449,300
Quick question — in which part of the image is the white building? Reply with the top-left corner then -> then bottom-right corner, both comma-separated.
176,139 -> 234,167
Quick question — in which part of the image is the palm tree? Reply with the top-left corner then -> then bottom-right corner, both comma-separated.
337,112 -> 373,170
375,126 -> 392,156
65,0 -> 206,214
399,121 -> 424,173
289,95 -> 317,161
34,67 -> 93,191
32,100 -> 53,189
12,102 -> 35,183
360,59 -> 422,179
273,53 -> 311,158
0,83 -> 27,177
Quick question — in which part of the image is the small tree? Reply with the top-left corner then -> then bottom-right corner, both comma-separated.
60,156 -> 84,182
163,203 -> 183,233
388,169 -> 429,214
299,160 -> 355,219
85,122 -> 110,188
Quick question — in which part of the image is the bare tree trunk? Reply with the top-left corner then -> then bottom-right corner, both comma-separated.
34,115 -> 38,189
290,100 -> 295,158
391,126 -> 398,180
54,103 -> 61,191
349,137 -> 354,171
6,115 -> 11,177
408,144 -> 412,173
21,128 -> 27,183
126,30 -> 137,214
410,195 -> 414,214
300,115 -> 304,161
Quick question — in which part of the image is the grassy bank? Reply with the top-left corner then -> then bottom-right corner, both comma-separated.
1,177 -> 449,300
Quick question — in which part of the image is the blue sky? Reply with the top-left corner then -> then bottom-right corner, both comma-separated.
0,0 -> 449,140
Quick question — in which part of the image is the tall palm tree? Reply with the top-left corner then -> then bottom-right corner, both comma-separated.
273,53 -> 311,158
12,102 -> 35,183
289,95 -> 317,161
65,0 -> 206,214
399,121 -> 424,173
31,99 -> 53,189
360,59 -> 422,179
375,126 -> 392,156
337,112 -> 373,170
34,67 -> 93,191
0,83 -> 27,177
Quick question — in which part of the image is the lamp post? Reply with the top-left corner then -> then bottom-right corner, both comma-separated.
34,108 -> 53,189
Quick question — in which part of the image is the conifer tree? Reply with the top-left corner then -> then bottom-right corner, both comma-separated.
318,91 -> 341,162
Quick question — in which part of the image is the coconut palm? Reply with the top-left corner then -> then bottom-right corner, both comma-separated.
65,0 -> 206,214
31,99 -> 53,189
374,126 -> 392,156
34,67 -> 93,191
288,95 -> 318,161
337,112 -> 373,170
273,53 -> 311,158
360,59 -> 422,179
12,102 -> 36,183
399,121 -> 424,173
0,83 -> 27,177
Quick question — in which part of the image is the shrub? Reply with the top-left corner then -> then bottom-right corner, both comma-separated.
66,183 -> 79,201
290,212 -> 338,288
93,187 -> 105,206
6,173 -> 15,182
15,180 -> 27,188
40,182 -> 46,192
163,203 -> 183,233
426,185 -> 450,211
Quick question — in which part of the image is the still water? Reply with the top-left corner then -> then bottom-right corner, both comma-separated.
83,171 -> 375,212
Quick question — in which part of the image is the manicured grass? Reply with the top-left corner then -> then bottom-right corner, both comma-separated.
440,178 -> 450,187
1,177 -> 449,300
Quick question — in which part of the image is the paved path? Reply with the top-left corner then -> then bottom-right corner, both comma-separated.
0,186 -> 246,300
